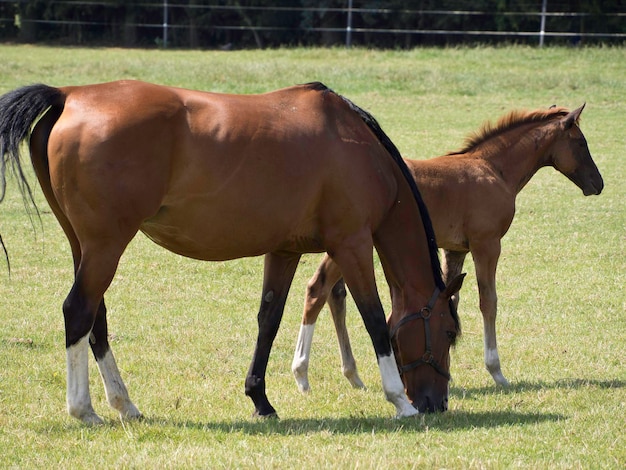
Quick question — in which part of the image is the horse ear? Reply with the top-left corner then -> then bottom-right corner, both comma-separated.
443,273 -> 466,299
562,103 -> 586,130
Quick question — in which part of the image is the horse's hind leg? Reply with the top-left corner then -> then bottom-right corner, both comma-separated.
64,272 -> 106,424
90,299 -> 141,419
246,252 -> 301,418
64,242 -> 139,423
328,278 -> 365,389
470,240 -> 510,387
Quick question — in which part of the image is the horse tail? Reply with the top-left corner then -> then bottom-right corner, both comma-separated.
308,82 -> 445,291
0,84 -> 66,269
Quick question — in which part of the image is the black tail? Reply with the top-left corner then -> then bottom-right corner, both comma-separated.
0,83 -> 65,269
313,84 -> 445,291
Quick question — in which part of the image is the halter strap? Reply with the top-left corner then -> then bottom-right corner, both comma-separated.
389,287 -> 451,381
389,287 -> 439,338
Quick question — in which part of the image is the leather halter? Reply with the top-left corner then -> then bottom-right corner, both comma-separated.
389,288 -> 451,380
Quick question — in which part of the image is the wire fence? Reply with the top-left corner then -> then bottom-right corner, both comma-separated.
1,1 -> 624,48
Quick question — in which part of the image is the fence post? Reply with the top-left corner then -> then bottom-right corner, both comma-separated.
346,0 -> 353,48
539,0 -> 548,47
163,0 -> 169,48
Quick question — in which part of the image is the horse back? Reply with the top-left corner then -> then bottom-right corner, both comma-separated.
44,81 -> 400,260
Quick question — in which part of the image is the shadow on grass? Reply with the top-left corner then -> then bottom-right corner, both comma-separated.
38,378 -> 623,435
450,377 -> 625,400
134,408 -> 564,435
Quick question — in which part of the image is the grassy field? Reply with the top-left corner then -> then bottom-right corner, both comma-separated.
0,45 -> 624,468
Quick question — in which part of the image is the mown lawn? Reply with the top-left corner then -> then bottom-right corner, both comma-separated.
0,45 -> 624,469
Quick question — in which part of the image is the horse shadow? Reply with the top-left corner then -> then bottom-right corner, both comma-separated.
138,408 -> 561,435
449,377 -> 625,400
49,378 -> 623,435
156,377 -> 622,435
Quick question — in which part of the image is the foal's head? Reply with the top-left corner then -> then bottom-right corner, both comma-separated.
549,104 -> 603,196
389,274 -> 465,413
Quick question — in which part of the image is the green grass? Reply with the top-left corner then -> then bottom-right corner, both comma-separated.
0,45 -> 624,468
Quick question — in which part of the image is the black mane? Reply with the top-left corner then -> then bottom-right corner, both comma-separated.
305,82 -> 445,293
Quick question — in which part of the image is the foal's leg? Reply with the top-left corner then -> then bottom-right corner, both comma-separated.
246,252 -> 301,418
292,255 -> 364,391
441,250 -> 467,311
90,299 -> 141,419
471,240 -> 510,387
328,278 -> 365,389
292,255 -> 340,392
333,235 -> 416,418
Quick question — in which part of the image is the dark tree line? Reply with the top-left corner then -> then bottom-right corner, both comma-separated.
0,1 -> 624,48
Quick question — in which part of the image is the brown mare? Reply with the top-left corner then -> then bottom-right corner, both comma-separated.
292,104 -> 603,392
0,80 -> 463,424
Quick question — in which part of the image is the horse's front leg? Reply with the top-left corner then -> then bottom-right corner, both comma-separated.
332,235 -> 417,418
471,240 -> 510,387
246,252 -> 301,418
90,299 -> 141,420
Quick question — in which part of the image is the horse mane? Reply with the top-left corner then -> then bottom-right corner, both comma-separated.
304,82 -> 446,294
448,106 -> 575,155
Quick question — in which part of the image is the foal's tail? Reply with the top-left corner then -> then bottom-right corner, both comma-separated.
0,84 -> 66,268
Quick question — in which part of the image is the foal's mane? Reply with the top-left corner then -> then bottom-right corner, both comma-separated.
449,106 -> 574,155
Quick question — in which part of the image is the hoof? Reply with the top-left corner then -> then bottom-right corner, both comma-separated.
119,403 -> 143,420
295,380 -> 311,394
293,369 -> 311,393
395,404 -> 419,419
347,375 -> 366,389
120,410 -> 143,422
491,372 -> 511,388
69,404 -> 104,425
79,411 -> 105,426
252,409 -> 279,419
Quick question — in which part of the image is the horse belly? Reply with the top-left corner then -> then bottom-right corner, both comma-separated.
140,136 -> 391,261
139,189 -> 324,261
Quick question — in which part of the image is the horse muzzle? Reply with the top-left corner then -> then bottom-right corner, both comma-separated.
412,393 -> 449,413
582,178 -> 604,196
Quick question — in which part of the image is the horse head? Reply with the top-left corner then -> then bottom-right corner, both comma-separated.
388,273 -> 465,412
551,104 -> 604,196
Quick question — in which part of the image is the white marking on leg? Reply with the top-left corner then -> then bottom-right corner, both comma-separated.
485,346 -> 510,387
66,334 -> 103,424
292,324 -> 314,393
378,354 -> 418,418
97,349 -> 141,419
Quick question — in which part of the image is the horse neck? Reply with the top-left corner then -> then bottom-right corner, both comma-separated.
373,180 -> 440,313
475,121 -> 558,195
